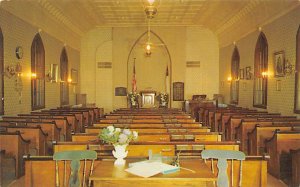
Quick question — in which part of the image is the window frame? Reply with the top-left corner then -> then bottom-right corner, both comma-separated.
230,46 -> 240,105
31,33 -> 45,111
294,26 -> 300,113
60,48 -> 69,106
0,28 -> 4,115
253,32 -> 268,109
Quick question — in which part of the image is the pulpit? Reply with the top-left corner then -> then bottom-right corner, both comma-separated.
140,90 -> 156,108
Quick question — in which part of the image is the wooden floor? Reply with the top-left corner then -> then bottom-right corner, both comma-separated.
7,173 -> 288,187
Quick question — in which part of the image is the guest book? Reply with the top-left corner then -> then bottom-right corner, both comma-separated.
125,161 -> 180,178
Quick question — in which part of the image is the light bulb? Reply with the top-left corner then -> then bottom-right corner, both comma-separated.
146,44 -> 151,51
147,0 -> 155,5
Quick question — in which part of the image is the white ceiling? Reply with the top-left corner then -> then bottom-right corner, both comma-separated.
1,0 -> 300,47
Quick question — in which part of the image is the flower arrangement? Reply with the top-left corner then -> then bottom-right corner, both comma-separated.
157,93 -> 169,107
98,126 -> 138,145
128,92 -> 140,106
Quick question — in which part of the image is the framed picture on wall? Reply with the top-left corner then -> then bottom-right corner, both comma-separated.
71,69 -> 78,84
274,51 -> 285,77
245,66 -> 252,80
239,68 -> 244,80
115,87 -> 127,96
173,82 -> 184,101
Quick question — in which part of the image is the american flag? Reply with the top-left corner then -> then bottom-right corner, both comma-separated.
132,58 -> 137,92
165,66 -> 169,93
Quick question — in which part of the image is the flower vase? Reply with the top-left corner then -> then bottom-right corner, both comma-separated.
112,144 -> 128,165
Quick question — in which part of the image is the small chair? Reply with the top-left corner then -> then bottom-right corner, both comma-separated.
201,150 -> 245,187
53,150 -> 97,187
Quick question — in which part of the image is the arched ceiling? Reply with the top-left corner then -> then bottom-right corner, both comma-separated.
1,0 -> 299,48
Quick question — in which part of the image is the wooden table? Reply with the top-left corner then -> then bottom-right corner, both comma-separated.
89,159 -> 216,187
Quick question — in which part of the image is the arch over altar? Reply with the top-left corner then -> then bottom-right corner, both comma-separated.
126,30 -> 172,107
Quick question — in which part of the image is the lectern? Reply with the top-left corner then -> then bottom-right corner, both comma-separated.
140,90 -> 156,108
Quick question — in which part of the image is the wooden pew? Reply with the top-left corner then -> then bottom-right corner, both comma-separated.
247,125 -> 298,155
225,115 -> 296,141
265,131 -> 300,180
71,132 -> 222,142
205,107 -> 244,130
0,149 -> 17,186
235,120 -> 300,153
32,110 -> 85,132
85,127 -> 210,134
5,126 -> 48,156
27,112 -> 82,133
0,121 -> 61,142
2,116 -> 72,141
52,141 -> 240,157
291,149 -> 300,187
24,155 -> 266,187
0,132 -> 30,178
99,118 -> 195,123
93,122 -> 202,128
221,113 -> 281,138
213,109 -> 261,132
105,114 -> 191,119
52,108 -> 92,127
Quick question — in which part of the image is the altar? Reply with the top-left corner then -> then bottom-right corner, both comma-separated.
140,90 -> 156,108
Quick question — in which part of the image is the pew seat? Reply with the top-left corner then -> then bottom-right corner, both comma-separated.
265,131 -> 300,180
0,132 -> 30,178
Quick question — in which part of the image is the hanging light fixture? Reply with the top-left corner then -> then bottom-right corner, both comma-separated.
143,0 -> 159,19
143,0 -> 160,56
145,18 -> 152,56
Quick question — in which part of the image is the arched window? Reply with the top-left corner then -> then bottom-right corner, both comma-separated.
253,32 -> 268,108
294,26 -> 300,112
230,46 -> 240,104
0,27 -> 4,115
60,48 -> 69,106
31,34 -> 45,110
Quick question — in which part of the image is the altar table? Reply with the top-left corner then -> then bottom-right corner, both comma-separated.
89,159 -> 216,187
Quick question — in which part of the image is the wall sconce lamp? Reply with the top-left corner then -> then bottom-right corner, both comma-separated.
67,78 -> 72,83
284,60 -> 296,76
46,64 -> 58,82
261,71 -> 269,78
31,73 -> 37,79
227,76 -> 232,82
4,63 -> 23,78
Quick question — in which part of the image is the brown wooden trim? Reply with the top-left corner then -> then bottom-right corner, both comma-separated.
31,33 -> 45,110
253,32 -> 268,108
60,47 -> 69,106
0,27 -> 3,115
230,46 -> 240,104
294,25 -> 300,113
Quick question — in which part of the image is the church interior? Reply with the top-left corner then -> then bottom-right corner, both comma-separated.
0,0 -> 300,186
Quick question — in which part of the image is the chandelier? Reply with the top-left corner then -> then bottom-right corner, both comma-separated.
143,0 -> 160,56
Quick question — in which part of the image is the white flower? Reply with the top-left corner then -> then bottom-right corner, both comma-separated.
133,131 -> 138,139
123,129 -> 131,135
107,125 -> 114,132
118,133 -> 128,144
115,128 -> 121,132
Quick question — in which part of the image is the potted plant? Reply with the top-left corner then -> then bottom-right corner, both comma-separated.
157,93 -> 169,108
98,126 -> 138,165
127,92 -> 140,108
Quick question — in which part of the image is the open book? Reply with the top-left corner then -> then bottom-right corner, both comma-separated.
125,161 -> 180,178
